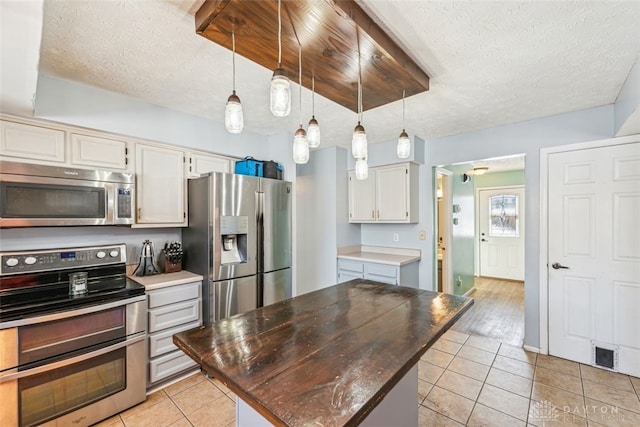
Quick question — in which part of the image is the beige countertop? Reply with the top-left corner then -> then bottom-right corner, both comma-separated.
338,245 -> 421,266
128,270 -> 204,291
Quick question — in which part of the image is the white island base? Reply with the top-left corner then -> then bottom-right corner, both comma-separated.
236,365 -> 418,427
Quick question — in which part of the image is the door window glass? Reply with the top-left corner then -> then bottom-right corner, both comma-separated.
489,194 -> 519,237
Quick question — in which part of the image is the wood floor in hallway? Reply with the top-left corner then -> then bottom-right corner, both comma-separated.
451,276 -> 525,347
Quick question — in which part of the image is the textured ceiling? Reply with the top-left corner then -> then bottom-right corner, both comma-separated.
39,0 -> 640,149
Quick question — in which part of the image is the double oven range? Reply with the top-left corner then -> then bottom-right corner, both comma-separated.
0,244 -> 146,427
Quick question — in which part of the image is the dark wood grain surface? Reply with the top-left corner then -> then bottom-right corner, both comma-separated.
173,280 -> 472,426
194,0 -> 430,112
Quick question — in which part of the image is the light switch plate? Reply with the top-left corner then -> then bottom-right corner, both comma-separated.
419,231 -> 426,240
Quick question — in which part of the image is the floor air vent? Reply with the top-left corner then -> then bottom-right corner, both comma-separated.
592,343 -> 617,371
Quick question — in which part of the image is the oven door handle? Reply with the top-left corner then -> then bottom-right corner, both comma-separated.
0,332 -> 145,382
0,295 -> 146,329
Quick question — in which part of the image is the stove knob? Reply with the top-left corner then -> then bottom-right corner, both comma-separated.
5,258 -> 19,267
96,251 -> 107,259
109,250 -> 119,258
24,256 -> 37,265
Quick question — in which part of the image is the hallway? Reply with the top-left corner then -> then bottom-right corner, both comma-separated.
451,276 -> 525,347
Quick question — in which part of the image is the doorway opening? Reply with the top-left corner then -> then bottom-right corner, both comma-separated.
434,155 -> 526,346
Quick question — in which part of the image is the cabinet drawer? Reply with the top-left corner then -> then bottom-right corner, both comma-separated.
337,271 -> 364,283
148,282 -> 201,308
149,350 -> 198,384
148,299 -> 200,333
149,320 -> 201,358
365,263 -> 399,285
337,259 -> 364,273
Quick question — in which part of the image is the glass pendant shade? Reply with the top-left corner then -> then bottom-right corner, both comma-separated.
351,122 -> 368,159
293,127 -> 309,164
355,158 -> 368,180
307,117 -> 320,148
270,68 -> 291,117
225,91 -> 243,134
397,130 -> 410,158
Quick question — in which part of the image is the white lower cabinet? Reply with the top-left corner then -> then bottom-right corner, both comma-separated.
337,259 -> 419,287
147,281 -> 202,388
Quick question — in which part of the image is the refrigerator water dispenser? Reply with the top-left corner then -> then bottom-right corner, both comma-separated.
220,216 -> 248,264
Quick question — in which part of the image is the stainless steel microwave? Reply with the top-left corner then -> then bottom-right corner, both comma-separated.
0,161 -> 134,227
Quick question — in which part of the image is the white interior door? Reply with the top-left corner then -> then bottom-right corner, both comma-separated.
548,141 -> 640,376
479,187 -> 525,281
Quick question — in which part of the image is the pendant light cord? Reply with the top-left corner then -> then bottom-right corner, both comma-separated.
277,0 -> 282,66
298,43 -> 302,126
232,31 -> 236,93
402,89 -> 406,130
357,29 -> 362,123
312,76 -> 315,115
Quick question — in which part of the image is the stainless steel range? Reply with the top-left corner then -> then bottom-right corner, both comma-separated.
0,244 -> 146,427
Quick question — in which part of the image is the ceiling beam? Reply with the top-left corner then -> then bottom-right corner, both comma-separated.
195,0 -> 429,112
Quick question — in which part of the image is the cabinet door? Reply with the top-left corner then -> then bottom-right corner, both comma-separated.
376,165 -> 408,222
0,120 -> 65,163
348,171 -> 376,222
187,153 -> 232,177
70,133 -> 129,170
135,144 -> 186,225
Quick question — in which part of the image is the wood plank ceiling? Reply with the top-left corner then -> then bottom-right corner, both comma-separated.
195,0 -> 430,112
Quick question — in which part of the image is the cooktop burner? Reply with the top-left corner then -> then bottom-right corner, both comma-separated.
0,275 -> 145,322
0,244 -> 146,323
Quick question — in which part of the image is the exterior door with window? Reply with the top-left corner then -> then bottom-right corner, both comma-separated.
479,187 -> 525,281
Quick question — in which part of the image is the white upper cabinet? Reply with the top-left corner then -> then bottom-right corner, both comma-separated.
0,120 -> 65,163
135,144 -> 186,226
70,133 -> 129,170
348,162 -> 419,224
348,171 -> 376,222
187,152 -> 233,177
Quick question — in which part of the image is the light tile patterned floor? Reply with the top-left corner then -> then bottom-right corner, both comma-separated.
95,331 -> 640,427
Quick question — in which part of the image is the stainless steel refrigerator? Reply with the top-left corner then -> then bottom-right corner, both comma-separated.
183,172 -> 292,325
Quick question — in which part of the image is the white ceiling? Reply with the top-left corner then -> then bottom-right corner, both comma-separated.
38,0 -> 640,149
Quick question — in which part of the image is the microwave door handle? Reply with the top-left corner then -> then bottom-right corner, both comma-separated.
106,182 -> 115,224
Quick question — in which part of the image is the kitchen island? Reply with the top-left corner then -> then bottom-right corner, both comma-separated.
173,279 -> 472,426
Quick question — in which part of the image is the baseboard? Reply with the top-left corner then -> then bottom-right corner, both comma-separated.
523,344 -> 541,354
463,287 -> 476,297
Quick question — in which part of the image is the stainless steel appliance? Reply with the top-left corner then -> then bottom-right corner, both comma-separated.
183,172 -> 292,324
0,160 -> 134,227
0,244 -> 146,427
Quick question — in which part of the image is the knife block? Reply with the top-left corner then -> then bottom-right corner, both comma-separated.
158,250 -> 182,273
162,259 -> 182,273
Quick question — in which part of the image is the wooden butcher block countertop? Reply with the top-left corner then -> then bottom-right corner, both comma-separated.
173,279 -> 473,427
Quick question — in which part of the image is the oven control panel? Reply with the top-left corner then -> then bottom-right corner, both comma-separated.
0,244 -> 127,275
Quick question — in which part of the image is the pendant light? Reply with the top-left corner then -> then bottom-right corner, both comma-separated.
352,29 -> 368,179
292,44 -> 309,164
270,0 -> 291,117
396,90 -> 410,158
225,31 -> 243,134
307,76 -> 320,148
355,158 -> 368,180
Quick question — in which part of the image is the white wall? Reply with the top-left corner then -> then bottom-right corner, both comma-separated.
0,1 -> 42,116
296,146 -> 360,295
425,104 -> 614,349
0,226 -> 180,265
34,74 -> 270,160
614,62 -> 640,137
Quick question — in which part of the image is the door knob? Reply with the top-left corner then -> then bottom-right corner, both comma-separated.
481,238 -> 488,242
551,262 -> 569,269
